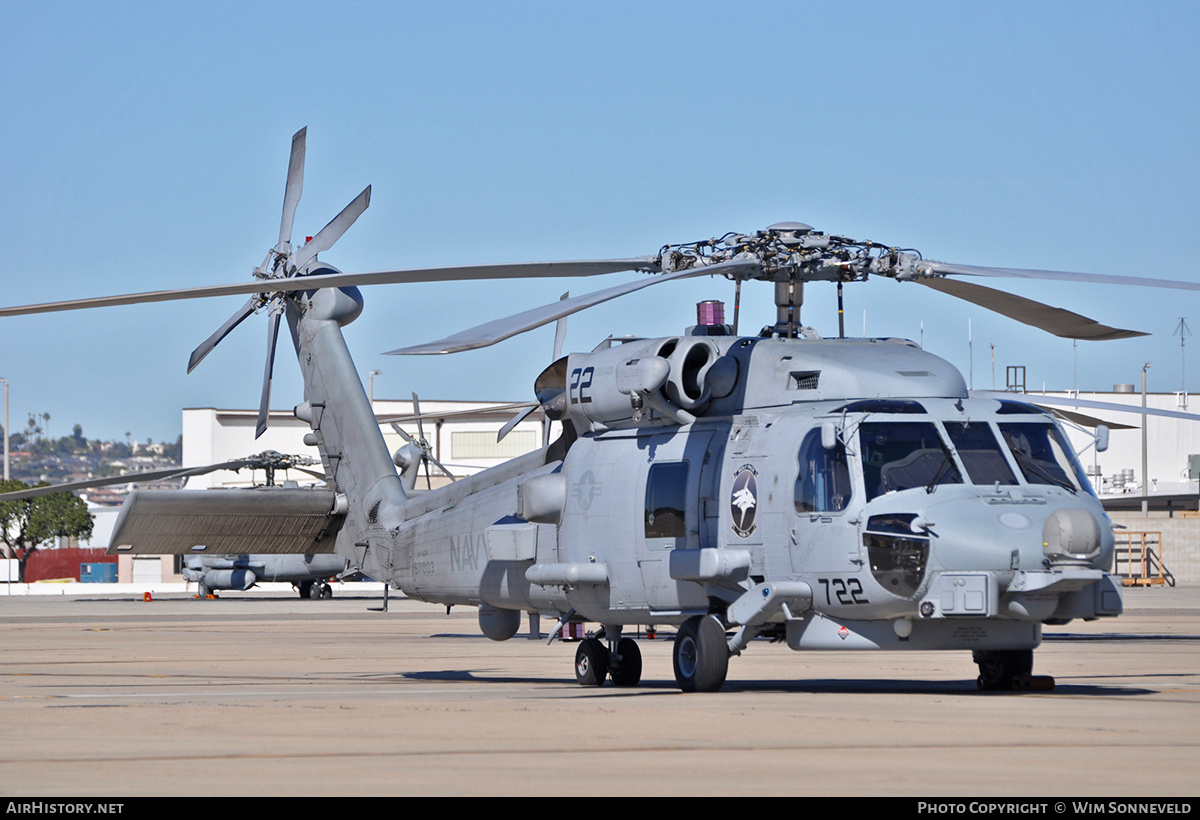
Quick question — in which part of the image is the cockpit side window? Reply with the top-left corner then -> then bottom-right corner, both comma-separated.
795,428 -> 852,514
997,422 -> 1093,495
859,421 -> 962,500
943,422 -> 1018,486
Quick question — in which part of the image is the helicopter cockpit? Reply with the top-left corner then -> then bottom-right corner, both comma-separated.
789,395 -> 1112,621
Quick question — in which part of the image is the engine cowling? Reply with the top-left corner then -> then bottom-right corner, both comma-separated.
536,337 -> 737,433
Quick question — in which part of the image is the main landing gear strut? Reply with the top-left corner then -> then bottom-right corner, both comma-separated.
573,615 -> 732,692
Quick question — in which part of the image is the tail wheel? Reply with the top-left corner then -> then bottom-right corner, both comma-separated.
673,615 -> 729,693
574,638 -> 609,686
974,649 -> 1033,691
610,638 -> 642,687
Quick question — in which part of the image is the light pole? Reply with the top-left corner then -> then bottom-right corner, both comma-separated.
368,371 -> 382,410
1142,363 -> 1152,519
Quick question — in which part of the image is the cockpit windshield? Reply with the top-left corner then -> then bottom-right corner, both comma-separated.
943,421 -> 1019,486
859,421 -> 962,500
997,422 -> 1093,495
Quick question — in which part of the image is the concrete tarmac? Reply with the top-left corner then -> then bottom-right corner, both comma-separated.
0,585 -> 1197,796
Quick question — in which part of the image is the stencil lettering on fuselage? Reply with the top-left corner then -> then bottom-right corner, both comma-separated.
449,532 -> 484,572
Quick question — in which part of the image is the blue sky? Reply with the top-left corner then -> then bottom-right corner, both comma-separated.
2,1 -> 1198,444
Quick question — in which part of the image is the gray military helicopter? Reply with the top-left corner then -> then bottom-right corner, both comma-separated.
0,450 -> 350,599
169,451 -> 350,599
7,128 -> 1200,692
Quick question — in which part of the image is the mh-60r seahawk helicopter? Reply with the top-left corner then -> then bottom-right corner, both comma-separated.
7,128 -> 1198,692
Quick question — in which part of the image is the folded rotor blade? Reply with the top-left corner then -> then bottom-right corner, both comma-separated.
923,260 -> 1200,293
187,296 -> 258,374
290,185 -> 371,271
0,259 -> 662,318
278,127 -> 306,250
256,308 -> 282,439
0,458 -> 263,502
388,259 -> 760,356
914,277 -> 1146,341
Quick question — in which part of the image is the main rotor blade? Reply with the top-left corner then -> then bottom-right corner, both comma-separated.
914,277 -> 1147,341
924,260 -> 1200,293
553,291 -> 569,361
971,390 -> 1200,423
256,308 -> 282,439
0,259 -> 661,318
388,259 -> 760,356
278,127 -> 306,250
187,296 -> 258,374
0,458 -> 264,502
498,404 -> 538,442
381,402 -> 537,425
290,185 -> 371,271
1047,406 -> 1137,431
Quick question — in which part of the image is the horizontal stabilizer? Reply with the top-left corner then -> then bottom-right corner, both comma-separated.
107,488 -> 343,555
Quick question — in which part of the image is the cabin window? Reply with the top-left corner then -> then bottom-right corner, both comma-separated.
997,422 -> 1092,495
794,428 -> 852,513
859,422 -> 961,500
943,422 -> 1018,486
645,461 -> 689,539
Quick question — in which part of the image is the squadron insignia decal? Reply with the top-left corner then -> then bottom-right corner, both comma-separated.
730,464 -> 758,538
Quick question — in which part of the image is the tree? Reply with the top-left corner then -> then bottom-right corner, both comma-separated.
0,480 -> 94,582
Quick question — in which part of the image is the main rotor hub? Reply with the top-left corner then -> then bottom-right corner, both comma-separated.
657,225 -> 928,286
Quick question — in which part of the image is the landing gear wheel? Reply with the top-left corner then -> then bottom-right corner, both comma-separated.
574,638 -> 609,686
673,615 -> 729,693
973,649 -> 1033,691
298,580 -> 313,599
306,581 -> 324,600
610,638 -> 642,687
319,582 -> 333,599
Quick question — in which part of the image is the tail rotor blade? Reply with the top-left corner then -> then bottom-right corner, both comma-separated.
256,307 -> 282,439
278,127 -> 306,250
187,297 -> 258,374
291,185 -> 371,271
426,454 -> 456,483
